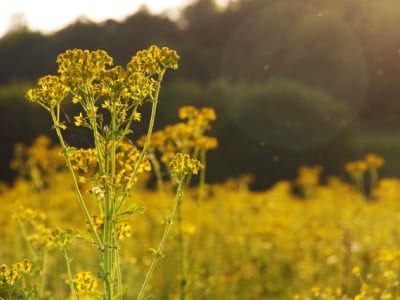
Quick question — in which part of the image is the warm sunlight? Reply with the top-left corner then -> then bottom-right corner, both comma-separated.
2,1 -> 400,298
0,0 -> 229,37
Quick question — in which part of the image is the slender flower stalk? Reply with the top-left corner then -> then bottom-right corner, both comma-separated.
62,248 -> 78,300
137,153 -> 202,300
50,109 -> 103,248
136,180 -> 185,300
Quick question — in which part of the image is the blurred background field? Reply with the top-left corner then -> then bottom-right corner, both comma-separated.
2,138 -> 400,299
3,0 -> 400,299
2,0 -> 400,188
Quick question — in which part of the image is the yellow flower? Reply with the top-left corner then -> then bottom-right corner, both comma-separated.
169,153 -> 203,182
195,136 -> 219,150
13,259 -> 33,275
26,75 -> 69,109
56,49 -> 113,90
179,106 -> 199,119
352,266 -> 361,276
296,165 -> 323,186
0,259 -> 33,288
74,112 -> 85,127
73,271 -> 98,294
365,153 -> 384,168
345,160 -> 367,173
0,264 -> 20,287
117,222 -> 132,240
126,45 -> 179,75
68,148 -> 98,179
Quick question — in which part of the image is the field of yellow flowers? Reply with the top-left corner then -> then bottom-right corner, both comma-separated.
2,134 -> 400,299
2,46 -> 400,300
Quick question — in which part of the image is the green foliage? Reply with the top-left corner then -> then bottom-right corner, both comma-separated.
0,83 -> 53,181
227,79 -> 355,151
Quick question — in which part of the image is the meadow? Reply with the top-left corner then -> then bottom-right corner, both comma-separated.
2,46 -> 400,300
2,136 -> 400,299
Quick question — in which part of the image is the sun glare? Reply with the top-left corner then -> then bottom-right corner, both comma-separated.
0,0 -> 213,38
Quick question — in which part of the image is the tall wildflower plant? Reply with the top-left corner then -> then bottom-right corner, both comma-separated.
26,46 -> 201,299
138,106 -> 218,299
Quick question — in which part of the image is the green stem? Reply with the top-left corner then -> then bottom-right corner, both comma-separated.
103,194 -> 113,299
137,178 -> 184,300
148,153 -> 165,195
369,168 -> 378,198
15,217 -> 38,263
114,238 -> 123,299
62,248 -> 77,300
198,149 -> 207,202
39,250 -> 48,298
177,190 -> 187,300
102,100 -> 119,300
88,99 -> 105,175
50,109 -> 102,248
116,69 -> 166,213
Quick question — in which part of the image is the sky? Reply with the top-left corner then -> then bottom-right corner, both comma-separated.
0,0 -> 229,38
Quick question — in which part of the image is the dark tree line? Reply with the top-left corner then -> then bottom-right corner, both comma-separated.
1,0 -> 400,188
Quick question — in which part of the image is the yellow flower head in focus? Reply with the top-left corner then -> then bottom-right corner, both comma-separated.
26,75 -> 70,110
56,49 -> 113,90
73,271 -> 98,294
127,45 -> 179,75
169,153 -> 203,182
117,222 -> 133,240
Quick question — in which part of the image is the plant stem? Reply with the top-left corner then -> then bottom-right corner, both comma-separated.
177,191 -> 187,300
116,69 -> 166,213
198,149 -> 207,202
15,217 -> 38,263
103,193 -> 113,299
62,248 -> 77,300
39,250 -> 48,298
136,179 -> 184,300
50,110 -> 102,248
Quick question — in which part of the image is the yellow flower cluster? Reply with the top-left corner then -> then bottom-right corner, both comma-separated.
142,106 -> 218,164
365,153 -> 385,168
169,153 -> 203,182
87,214 -> 132,240
27,45 -> 179,129
10,135 -> 65,189
345,153 -> 385,197
13,206 -> 67,250
296,165 -> 323,186
296,165 -> 323,198
26,75 -> 70,110
69,142 -> 151,187
90,213 -> 104,232
68,148 -> 98,180
27,223 -> 55,250
100,65 -> 157,105
126,45 -> 179,75
56,49 -> 113,91
115,142 -> 151,188
0,259 -> 33,287
73,271 -> 98,294
49,228 -> 81,248
116,221 -> 132,240
13,206 -> 46,223
344,160 -> 368,174
345,153 -> 385,174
